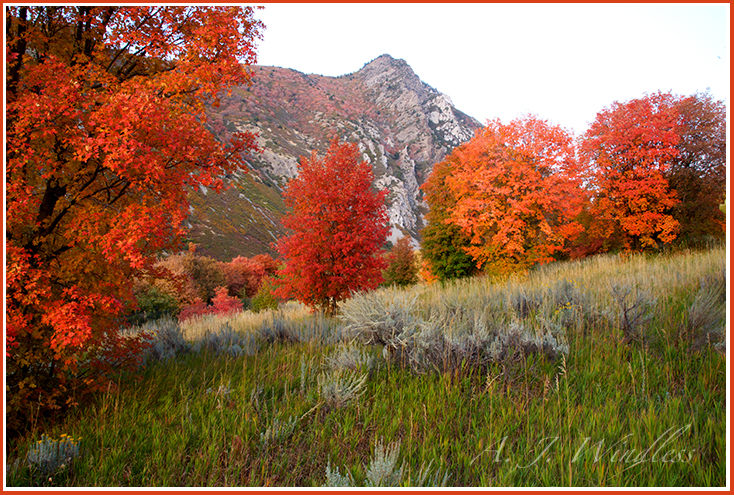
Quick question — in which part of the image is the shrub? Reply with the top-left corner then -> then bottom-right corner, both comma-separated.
178,287 -> 243,322
222,254 -> 277,299
341,290 -> 568,374
26,434 -> 81,478
324,343 -> 375,373
323,437 -> 449,487
316,369 -> 368,409
609,283 -> 655,344
259,316 -> 301,344
194,322 -> 259,357
260,415 -> 298,451
678,272 -> 726,352
129,282 -> 180,325
127,318 -> 189,363
382,237 -> 419,287
251,279 -> 279,313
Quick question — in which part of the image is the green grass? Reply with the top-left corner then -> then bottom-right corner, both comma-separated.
6,247 -> 727,487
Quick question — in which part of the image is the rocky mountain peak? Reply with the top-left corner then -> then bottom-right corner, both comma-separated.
191,55 -> 482,260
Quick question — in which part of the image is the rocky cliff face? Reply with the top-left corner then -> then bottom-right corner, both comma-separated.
191,54 -> 482,260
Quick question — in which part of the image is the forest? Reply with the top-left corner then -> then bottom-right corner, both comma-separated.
5,6 -> 726,488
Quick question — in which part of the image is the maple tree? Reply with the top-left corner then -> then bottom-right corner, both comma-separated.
420,156 -> 478,281
665,91 -> 727,244
5,6 -> 262,436
274,139 -> 390,316
382,237 -> 419,287
444,116 -> 584,274
580,92 -> 682,251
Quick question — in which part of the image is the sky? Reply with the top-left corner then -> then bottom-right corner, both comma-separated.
253,3 -> 729,136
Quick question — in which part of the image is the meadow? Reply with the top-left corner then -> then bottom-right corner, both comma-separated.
5,247 -> 727,487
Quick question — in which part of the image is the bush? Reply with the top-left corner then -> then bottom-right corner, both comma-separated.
323,437 -> 449,487
324,343 -> 375,373
25,434 -> 81,478
340,290 -> 568,374
178,287 -> 243,322
382,237 -> 419,287
128,283 -> 180,325
677,271 -> 726,352
316,369 -> 368,409
251,279 -> 279,313
194,322 -> 259,357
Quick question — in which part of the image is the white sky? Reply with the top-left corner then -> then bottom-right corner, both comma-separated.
253,3 -> 729,136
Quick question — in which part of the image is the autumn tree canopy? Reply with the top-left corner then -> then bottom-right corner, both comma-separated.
274,140 -> 389,316
420,157 -> 478,281
5,6 -> 262,435
443,116 -> 584,274
666,91 -> 727,243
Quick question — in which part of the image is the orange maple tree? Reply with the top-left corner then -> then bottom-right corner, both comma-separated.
5,6 -> 262,435
274,139 -> 389,316
444,116 -> 585,274
580,92 -> 681,250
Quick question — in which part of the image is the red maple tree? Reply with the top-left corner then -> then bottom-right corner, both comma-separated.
274,139 -> 390,316
580,92 -> 681,250
445,116 -> 585,274
5,6 -> 262,435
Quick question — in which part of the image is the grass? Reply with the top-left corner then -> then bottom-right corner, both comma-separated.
5,247 -> 727,487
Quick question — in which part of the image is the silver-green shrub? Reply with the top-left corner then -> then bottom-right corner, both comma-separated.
258,315 -> 301,344
260,415 -> 298,450
324,343 -> 375,373
365,438 -> 403,486
129,318 -> 189,362
322,437 -> 449,487
194,322 -> 259,357
323,461 -> 355,487
341,290 -> 568,374
680,273 -> 726,352
26,434 -> 81,477
316,369 -> 368,408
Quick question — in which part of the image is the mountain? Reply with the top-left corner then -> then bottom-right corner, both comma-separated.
189,54 -> 482,261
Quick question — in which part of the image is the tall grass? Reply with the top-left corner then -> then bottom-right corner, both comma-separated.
6,247 -> 726,487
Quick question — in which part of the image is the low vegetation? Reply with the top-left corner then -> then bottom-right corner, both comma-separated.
6,247 -> 726,487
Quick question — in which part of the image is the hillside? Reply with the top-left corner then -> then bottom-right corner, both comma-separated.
188,54 -> 482,260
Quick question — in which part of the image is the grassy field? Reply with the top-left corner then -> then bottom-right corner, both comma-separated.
5,247 -> 727,487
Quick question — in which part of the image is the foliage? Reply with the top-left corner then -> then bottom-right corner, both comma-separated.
128,282 -> 181,326
665,91 -> 727,244
25,433 -> 82,478
222,254 -> 278,299
580,91 -> 681,250
340,290 -> 568,373
382,237 -> 419,287
251,278 -> 280,313
316,369 -> 369,409
444,115 -> 584,274
158,248 -> 227,305
274,139 -> 390,316
5,6 -> 262,437
178,287 -> 243,322
324,343 -> 375,373
420,157 -> 478,281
